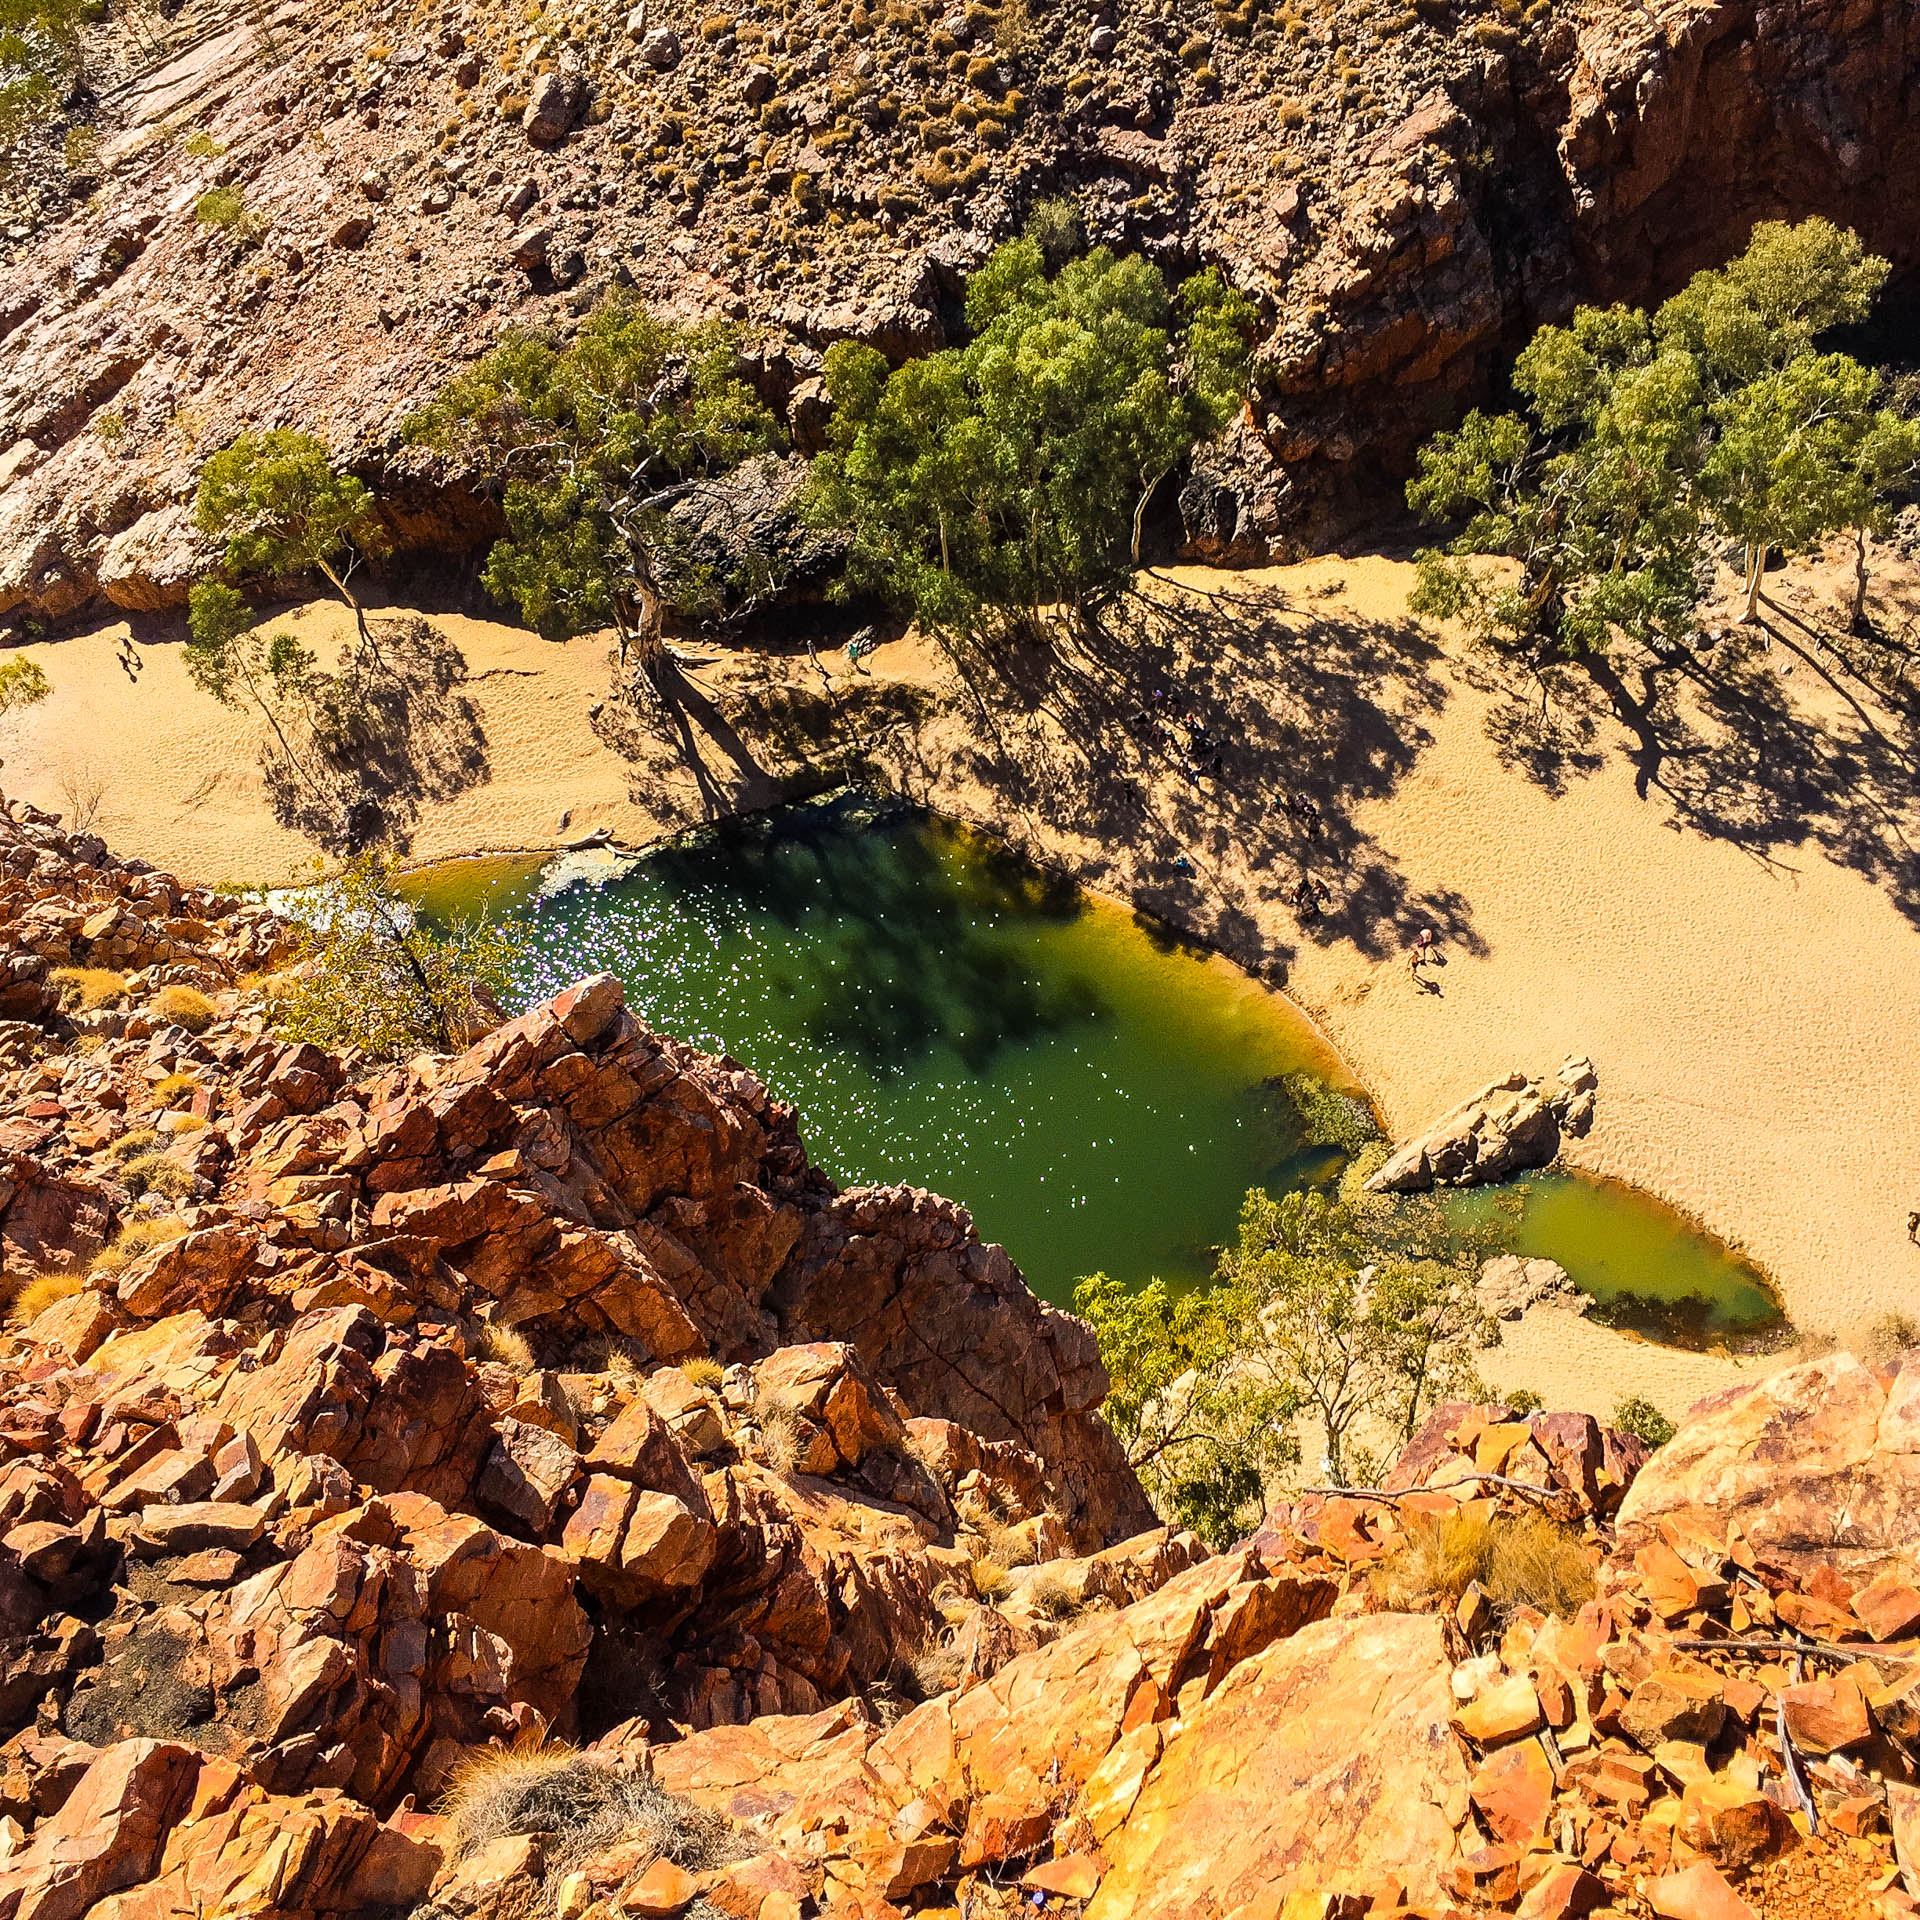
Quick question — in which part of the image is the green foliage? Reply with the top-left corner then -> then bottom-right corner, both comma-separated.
60,121 -> 94,174
193,185 -> 250,230
182,129 -> 226,158
0,655 -> 51,720
1221,1189 -> 1496,1484
195,431 -> 383,616
1611,1393 -> 1676,1449
1654,218 -> 1889,391
0,0 -> 91,148
272,852 -> 528,1059
1023,194 -> 1084,272
405,296 -> 782,661
1277,1069 -> 1379,1156
1074,1269 -> 1298,1548
1079,1187 -> 1499,1539
184,581 -> 328,784
805,240 -> 1255,638
1407,219 -> 1916,662
1702,352 -> 1920,616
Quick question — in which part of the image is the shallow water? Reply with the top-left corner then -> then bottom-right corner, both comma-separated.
1443,1171 -> 1780,1339
410,794 -> 1779,1336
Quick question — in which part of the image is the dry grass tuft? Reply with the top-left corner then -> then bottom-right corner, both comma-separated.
681,1355 -> 725,1390
10,1272 -> 82,1326
441,1743 -> 735,1912
969,1555 -> 1012,1604
118,1151 -> 192,1200
1372,1509 -> 1597,1621
89,1216 -> 188,1277
107,1127 -> 160,1163
902,1631 -> 967,1700
756,1398 -> 801,1475
153,1071 -> 203,1106
1020,1565 -> 1084,1622
50,967 -> 128,1013
150,985 -> 217,1034
480,1322 -> 535,1373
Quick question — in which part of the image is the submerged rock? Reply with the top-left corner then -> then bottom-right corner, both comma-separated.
1477,1252 -> 1591,1322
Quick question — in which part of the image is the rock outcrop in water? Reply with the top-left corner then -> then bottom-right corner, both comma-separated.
1,809 -> 1919,1918
1366,1055 -> 1597,1194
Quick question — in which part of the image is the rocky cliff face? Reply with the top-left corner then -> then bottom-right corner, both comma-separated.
2,807 -> 1920,1919
0,0 -> 1914,622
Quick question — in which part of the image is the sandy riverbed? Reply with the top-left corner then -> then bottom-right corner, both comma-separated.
9,552 -> 1919,1422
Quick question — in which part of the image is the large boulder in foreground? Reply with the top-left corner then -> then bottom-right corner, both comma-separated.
1617,1351 -> 1920,1579
1085,1613 -> 1468,1920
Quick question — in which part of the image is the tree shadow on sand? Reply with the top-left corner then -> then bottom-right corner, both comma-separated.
882,575 -> 1488,985
262,616 -> 491,855
1471,575 -> 1920,926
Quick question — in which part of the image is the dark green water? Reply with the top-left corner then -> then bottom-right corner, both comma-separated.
410,794 -> 1779,1337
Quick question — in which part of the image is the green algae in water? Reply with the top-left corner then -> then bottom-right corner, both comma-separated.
1439,1171 -> 1781,1342
413,795 -> 1362,1304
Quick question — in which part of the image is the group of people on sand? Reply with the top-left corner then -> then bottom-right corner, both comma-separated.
1130,686 -> 1227,787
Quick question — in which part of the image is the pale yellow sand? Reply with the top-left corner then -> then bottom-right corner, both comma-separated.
1,603 -> 674,884
8,554 -> 1918,1423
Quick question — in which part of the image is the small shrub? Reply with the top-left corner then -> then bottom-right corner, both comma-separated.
88,1216 -> 188,1276
195,186 -> 249,229
1022,1566 -> 1084,1622
1372,1509 -> 1597,1621
1024,194 -> 1083,271
1503,1387 -> 1545,1415
62,124 -> 98,175
153,1071 -> 202,1106
119,1151 -> 192,1200
50,967 -> 128,1013
11,1272 -> 82,1326
681,1355 -> 725,1389
903,1632 -> 966,1699
182,130 -> 226,157
1865,1312 -> 1920,1363
150,985 -> 216,1034
1612,1394 -> 1677,1449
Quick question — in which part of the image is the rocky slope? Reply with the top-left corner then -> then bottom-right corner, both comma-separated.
2,808 -> 1920,1919
0,0 -> 1915,623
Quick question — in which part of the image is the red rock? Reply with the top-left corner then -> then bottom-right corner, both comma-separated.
1648,1860 -> 1760,1920
1469,1737 -> 1553,1848
1518,1864 -> 1607,1919
1620,1666 -> 1725,1751
1854,1571 -> 1920,1642
1026,1854 -> 1105,1898
1452,1673 -> 1544,1746
1780,1671 -> 1874,1753
1083,1614 -> 1471,1918
0,1737 -> 198,1919
625,1858 -> 699,1914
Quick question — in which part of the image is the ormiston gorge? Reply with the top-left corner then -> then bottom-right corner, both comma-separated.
2,0 -> 1920,1908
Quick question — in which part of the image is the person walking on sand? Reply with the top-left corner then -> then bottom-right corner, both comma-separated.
1909,1209 -> 1920,1246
